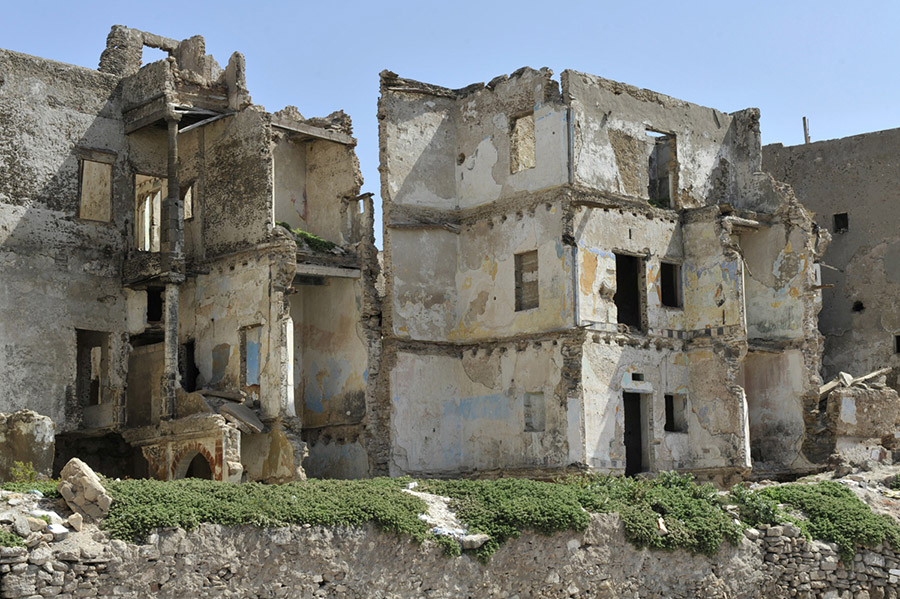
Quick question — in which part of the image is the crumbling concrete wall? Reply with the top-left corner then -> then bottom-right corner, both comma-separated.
388,340 -> 571,476
764,131 -> 900,387
563,70 -> 762,209
0,411 -> 55,479
0,49 -> 129,431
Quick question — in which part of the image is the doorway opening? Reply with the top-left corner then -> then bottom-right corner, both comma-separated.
624,392 -> 646,476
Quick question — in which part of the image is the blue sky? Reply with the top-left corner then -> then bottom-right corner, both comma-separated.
4,1 -> 898,246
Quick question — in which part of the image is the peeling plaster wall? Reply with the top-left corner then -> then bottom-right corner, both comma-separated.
741,224 -> 810,339
0,49 -> 129,430
563,70 -> 761,209
291,277 -> 370,479
379,90 -> 457,210
178,248 -> 293,421
201,109 -> 273,257
453,69 -> 568,207
764,132 -> 900,382
681,215 -> 743,332
452,205 -> 571,340
389,228 -> 458,340
573,205 -> 682,332
741,350 -> 808,470
304,139 -> 363,245
388,342 -> 569,476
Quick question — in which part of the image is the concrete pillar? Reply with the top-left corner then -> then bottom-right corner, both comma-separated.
163,114 -> 182,419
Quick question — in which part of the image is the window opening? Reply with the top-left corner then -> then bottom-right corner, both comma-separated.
515,250 -> 539,311
79,160 -> 112,222
664,394 -> 688,433
135,174 -> 166,252
146,287 -> 164,323
614,253 -> 643,331
510,113 -> 536,173
833,213 -> 849,233
181,182 -> 195,220
660,262 -> 683,308
180,340 -> 199,393
632,373 -> 644,382
523,392 -> 545,432
647,131 -> 675,208
76,330 -> 109,407
895,335 -> 900,354
241,325 -> 262,389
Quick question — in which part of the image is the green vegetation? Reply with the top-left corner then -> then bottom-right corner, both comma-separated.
422,478 -> 591,561
0,481 -> 60,498
570,471 -> 743,556
3,466 -> 894,563
275,221 -> 338,252
0,461 -> 60,498
9,461 -> 38,483
102,477 -> 429,543
754,481 -> 900,561
0,529 -> 23,548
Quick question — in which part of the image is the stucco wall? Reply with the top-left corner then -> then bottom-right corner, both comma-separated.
564,70 -> 761,209
0,49 -> 128,429
764,132 -> 900,382
388,342 -> 569,476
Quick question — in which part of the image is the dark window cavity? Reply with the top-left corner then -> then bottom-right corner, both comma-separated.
660,261 -> 683,308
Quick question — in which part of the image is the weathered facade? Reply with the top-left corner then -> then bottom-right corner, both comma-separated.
764,132 -> 900,390
0,26 -> 378,481
377,68 -> 827,480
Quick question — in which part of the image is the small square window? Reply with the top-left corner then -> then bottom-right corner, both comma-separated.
514,250 -> 539,311
664,394 -> 688,433
79,160 -> 112,222
660,262 -> 683,308
833,213 -> 849,233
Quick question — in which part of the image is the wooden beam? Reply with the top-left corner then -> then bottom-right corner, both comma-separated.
295,263 -> 360,279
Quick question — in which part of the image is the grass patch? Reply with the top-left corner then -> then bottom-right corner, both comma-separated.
0,481 -> 60,498
102,477 -> 429,543
570,471 -> 742,556
0,529 -> 23,548
275,221 -> 337,253
421,478 -> 590,561
754,481 -> 900,561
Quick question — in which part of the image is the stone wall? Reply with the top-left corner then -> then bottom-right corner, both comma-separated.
2,514 -> 899,598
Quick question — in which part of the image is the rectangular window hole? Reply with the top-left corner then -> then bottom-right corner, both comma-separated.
523,392 -> 545,432
76,329 -> 109,407
664,394 -> 688,433
614,253 -> 643,331
79,159 -> 113,222
895,335 -> 900,354
833,213 -> 849,233
510,113 -> 536,173
647,130 -> 675,208
632,373 -> 644,382
515,250 -> 539,311
660,262 -> 683,308
146,287 -> 164,324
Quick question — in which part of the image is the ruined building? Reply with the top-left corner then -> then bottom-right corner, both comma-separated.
377,68 -> 827,481
764,131 -> 900,467
764,132 -> 900,388
0,26 -> 378,481
5,28 -> 894,485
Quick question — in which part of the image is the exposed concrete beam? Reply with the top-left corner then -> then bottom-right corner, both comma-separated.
271,117 -> 355,146
294,263 -> 361,279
